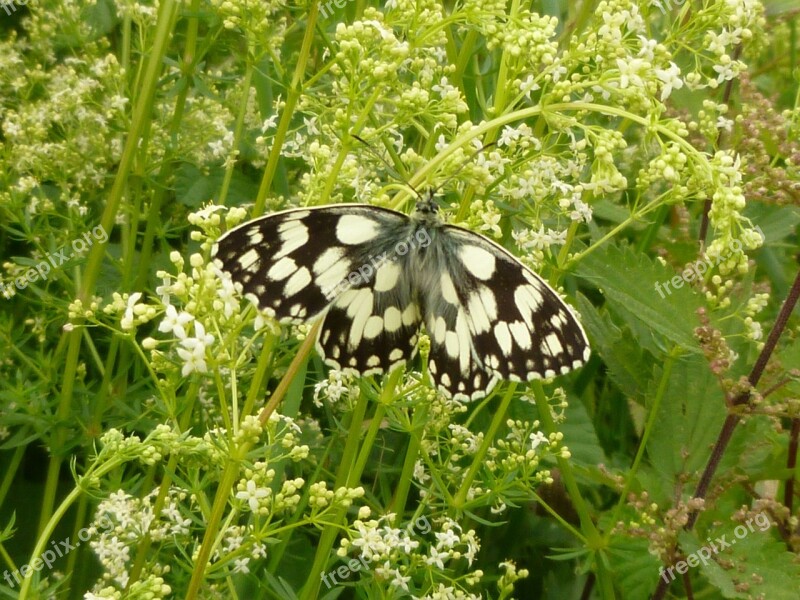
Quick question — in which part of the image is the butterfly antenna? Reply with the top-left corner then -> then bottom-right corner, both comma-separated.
430,140 -> 498,197
351,134 -> 423,200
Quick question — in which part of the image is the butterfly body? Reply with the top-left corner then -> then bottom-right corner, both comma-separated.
213,198 -> 589,400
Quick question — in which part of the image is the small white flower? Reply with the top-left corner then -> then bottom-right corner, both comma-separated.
655,62 -> 684,101
425,546 -> 449,569
616,57 -> 645,89
176,321 -> 214,376
530,431 -> 548,450
121,292 -> 143,331
232,557 -> 250,574
389,569 -> 411,591
432,77 -> 455,99
519,74 -> 540,100
716,116 -> 733,132
236,480 -> 270,512
713,62 -> 736,83
252,543 -> 267,559
158,305 -> 194,339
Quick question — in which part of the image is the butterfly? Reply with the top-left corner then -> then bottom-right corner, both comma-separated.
212,194 -> 590,401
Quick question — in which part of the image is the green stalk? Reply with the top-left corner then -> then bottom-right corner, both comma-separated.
0,445 -> 24,511
531,381 -> 614,600
299,391 -> 371,600
253,1 -> 319,217
606,351 -> 677,538
19,460 -> 126,598
453,385 -> 516,508
133,0 -> 202,292
184,323 -> 319,598
127,382 -> 200,588
38,0 -> 180,538
218,59 -> 255,207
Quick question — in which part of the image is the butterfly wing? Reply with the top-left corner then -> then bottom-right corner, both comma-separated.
213,204 -> 422,375
317,268 -> 421,376
418,225 -> 590,400
212,204 -> 408,322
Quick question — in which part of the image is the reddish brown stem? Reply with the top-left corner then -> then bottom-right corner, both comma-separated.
653,267 -> 800,599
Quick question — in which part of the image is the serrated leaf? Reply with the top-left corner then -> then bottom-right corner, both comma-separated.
575,243 -> 703,352
608,537 -> 661,599
678,525 -> 800,599
576,293 -> 652,401
645,356 -> 727,487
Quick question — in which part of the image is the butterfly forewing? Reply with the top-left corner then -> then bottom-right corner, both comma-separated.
212,205 -> 408,323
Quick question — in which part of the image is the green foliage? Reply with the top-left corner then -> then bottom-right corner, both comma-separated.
1,0 -> 799,599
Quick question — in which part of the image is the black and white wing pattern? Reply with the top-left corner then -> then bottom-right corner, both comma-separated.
212,205 -> 422,376
212,200 -> 590,401
416,225 -> 590,400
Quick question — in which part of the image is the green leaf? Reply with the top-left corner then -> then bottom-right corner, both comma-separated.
560,390 -> 607,468
608,537 -> 661,599
575,242 -> 703,352
678,525 -> 800,598
576,293 -> 653,402
644,356 -> 727,491
175,163 -> 260,208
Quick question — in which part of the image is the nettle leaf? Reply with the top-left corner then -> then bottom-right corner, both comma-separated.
644,356 -> 727,490
575,242 -> 703,353
608,536 -> 661,599
677,526 -> 800,599
721,415 -> 789,481
576,293 -> 653,402
773,336 -> 800,400
745,204 -> 800,245
175,163 -> 260,208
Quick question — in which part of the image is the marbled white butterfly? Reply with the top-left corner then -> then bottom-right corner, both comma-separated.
212,195 -> 590,401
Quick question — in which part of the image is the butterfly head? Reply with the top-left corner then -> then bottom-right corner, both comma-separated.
413,189 -> 442,225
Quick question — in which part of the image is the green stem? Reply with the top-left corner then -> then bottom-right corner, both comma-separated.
253,1 -> 319,217
0,445 -> 24,511
299,391 -> 371,600
453,384 -> 516,508
185,323 -> 318,598
531,381 -> 614,599
39,0 -> 180,539
218,60 -> 255,207
19,460 -> 124,598
606,351 -> 677,539
402,101 -> 709,212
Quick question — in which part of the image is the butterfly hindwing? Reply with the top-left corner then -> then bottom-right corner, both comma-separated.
317,275 -> 421,376
212,204 -> 409,323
